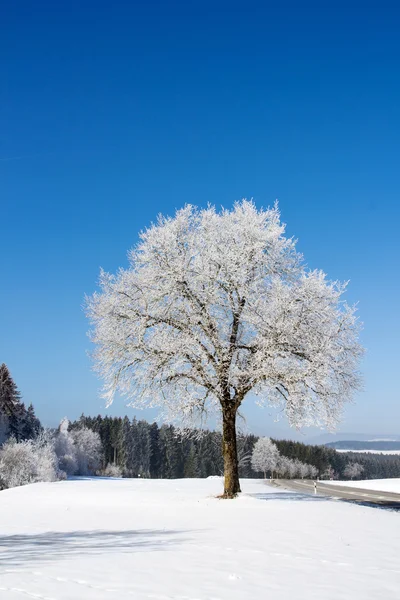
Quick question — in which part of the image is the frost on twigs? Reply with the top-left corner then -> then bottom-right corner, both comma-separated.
86,200 -> 363,433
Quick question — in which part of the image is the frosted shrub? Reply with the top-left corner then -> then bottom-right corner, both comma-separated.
102,463 -> 122,477
0,438 -> 37,488
0,433 -> 59,489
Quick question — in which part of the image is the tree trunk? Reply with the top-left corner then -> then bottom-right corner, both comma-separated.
222,406 -> 241,498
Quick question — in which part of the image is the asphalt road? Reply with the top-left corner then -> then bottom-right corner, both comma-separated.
271,479 -> 400,507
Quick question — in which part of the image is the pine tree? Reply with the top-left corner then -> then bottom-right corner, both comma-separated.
8,402 -> 26,441
149,423 -> 162,478
0,364 -> 21,417
21,404 -> 42,440
122,417 -> 137,476
136,420 -> 152,477
184,443 -> 199,478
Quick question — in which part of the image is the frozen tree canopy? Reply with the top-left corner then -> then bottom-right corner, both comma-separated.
86,200 -> 363,496
251,437 -> 280,476
344,462 -> 364,480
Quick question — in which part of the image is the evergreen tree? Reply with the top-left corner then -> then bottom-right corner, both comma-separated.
8,402 -> 27,441
149,423 -> 162,478
21,404 -> 42,440
136,420 -> 152,477
122,417 -> 137,476
184,443 -> 199,478
0,364 -> 21,416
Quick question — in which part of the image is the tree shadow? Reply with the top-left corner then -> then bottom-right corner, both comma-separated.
0,529 -> 192,566
249,492 -> 331,502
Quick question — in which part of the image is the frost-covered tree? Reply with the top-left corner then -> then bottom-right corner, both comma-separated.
321,464 -> 335,480
87,201 -> 363,497
344,462 -> 364,480
54,418 -> 78,476
251,437 -> 280,478
276,456 -> 297,479
31,430 -> 59,483
294,460 -> 305,479
71,427 -> 102,475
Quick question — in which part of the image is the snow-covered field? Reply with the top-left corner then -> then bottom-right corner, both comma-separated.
325,478 -> 400,494
0,478 -> 399,600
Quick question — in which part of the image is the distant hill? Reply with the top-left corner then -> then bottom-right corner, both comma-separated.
326,440 -> 400,451
307,432 -> 400,445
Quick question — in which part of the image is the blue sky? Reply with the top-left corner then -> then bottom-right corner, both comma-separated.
1,1 -> 399,438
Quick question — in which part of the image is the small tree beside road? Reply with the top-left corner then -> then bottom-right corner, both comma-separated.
251,437 -> 280,478
344,462 -> 364,480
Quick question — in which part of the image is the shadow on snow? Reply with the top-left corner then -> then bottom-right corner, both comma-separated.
249,492 -> 330,502
0,529 -> 192,566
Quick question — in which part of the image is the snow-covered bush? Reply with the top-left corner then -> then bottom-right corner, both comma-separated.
0,438 -> 37,488
71,427 -> 102,475
102,463 -> 122,477
0,432 -> 59,489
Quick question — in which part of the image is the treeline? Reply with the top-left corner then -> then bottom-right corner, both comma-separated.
69,414 -> 257,478
70,414 -> 400,481
273,439 -> 400,480
272,439 -> 348,476
340,452 -> 400,480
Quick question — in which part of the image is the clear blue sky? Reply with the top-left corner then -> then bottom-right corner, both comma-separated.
1,1 -> 399,438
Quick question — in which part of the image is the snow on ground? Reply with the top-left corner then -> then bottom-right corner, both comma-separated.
324,478 -> 400,494
0,477 -> 399,600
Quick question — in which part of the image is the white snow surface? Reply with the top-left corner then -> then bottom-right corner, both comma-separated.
324,478 -> 400,493
0,477 -> 399,599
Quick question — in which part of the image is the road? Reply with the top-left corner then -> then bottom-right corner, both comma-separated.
271,479 -> 400,507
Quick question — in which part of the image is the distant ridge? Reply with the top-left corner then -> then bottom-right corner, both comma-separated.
326,440 -> 400,451
306,432 -> 400,445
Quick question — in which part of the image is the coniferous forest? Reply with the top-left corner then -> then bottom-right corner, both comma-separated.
69,414 -> 400,481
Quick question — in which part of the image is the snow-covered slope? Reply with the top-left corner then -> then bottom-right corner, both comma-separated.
325,478 -> 400,493
0,477 -> 399,599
